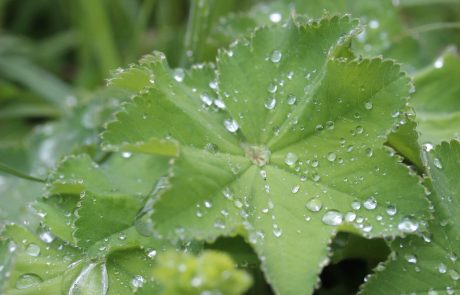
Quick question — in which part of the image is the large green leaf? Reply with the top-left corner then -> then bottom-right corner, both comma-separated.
3,151 -> 171,294
1,225 -> 163,295
103,16 -> 429,294
38,152 -> 169,247
360,140 -> 460,294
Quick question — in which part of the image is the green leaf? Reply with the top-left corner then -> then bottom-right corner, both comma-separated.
1,225 -> 164,294
360,140 -> 460,294
411,49 -> 460,145
41,152 -> 169,247
103,15 -> 429,294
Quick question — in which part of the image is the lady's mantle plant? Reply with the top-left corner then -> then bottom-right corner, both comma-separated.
102,15 -> 429,294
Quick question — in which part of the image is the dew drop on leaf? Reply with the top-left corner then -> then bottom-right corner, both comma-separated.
305,198 -> 322,212
404,254 -> 417,264
363,197 -> 377,210
224,119 -> 239,133
39,231 -> 55,243
267,82 -> 278,93
327,152 -> 337,162
364,101 -> 373,110
291,185 -> 300,194
397,216 -> 419,233
172,68 -> 185,82
264,97 -> 277,110
449,270 -> 460,281
25,244 -> 40,257
270,50 -> 282,63
16,274 -> 43,289
131,275 -> 145,289
433,158 -> 443,169
200,93 -> 213,106
345,212 -> 356,222
121,152 -> 132,159
147,249 -> 157,258
351,200 -> 361,210
284,152 -> 298,166
269,12 -> 282,23
272,225 -> 283,238
386,205 -> 397,216
322,210 -> 343,226
438,263 -> 447,274
287,94 -> 297,105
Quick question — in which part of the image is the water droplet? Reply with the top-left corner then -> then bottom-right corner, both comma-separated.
267,82 -> 278,93
447,252 -> 458,262
312,173 -> 321,182
386,205 -> 397,216
270,50 -> 282,63
287,94 -> 297,105
265,97 -> 277,110
122,152 -> 132,159
204,200 -> 213,208
291,185 -> 300,194
214,99 -> 226,109
306,198 -> 322,212
404,254 -> 417,264
423,142 -> 434,152
16,274 -> 43,289
147,249 -> 157,258
433,158 -> 443,169
398,217 -> 419,233
438,263 -> 447,273
322,210 -> 343,226
284,152 -> 298,166
39,231 -> 55,243
351,200 -> 361,210
345,212 -> 356,222
272,225 -> 283,237
365,148 -> 373,157
118,233 -> 127,240
269,12 -> 282,23
325,121 -> 335,130
172,68 -> 185,82
200,93 -> 213,106
449,269 -> 460,281
434,57 -> 444,69
363,197 -> 377,210
224,119 -> 239,133
131,275 -> 145,289
364,101 -> 373,110
25,244 -> 40,257
327,152 -> 337,162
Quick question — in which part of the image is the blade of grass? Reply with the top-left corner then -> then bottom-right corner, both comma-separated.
0,56 -> 71,112
181,0 -> 214,67
77,0 -> 121,78
0,162 -> 45,183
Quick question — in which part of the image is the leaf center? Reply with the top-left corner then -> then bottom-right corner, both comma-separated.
243,144 -> 271,167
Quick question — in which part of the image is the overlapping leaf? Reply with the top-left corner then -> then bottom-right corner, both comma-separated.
360,140 -> 460,294
103,15 -> 429,294
1,152 -> 171,294
411,49 -> 460,146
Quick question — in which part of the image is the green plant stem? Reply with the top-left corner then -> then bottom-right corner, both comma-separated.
0,163 -> 45,183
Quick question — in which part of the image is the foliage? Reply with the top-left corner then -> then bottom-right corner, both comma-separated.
1,0 -> 460,294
